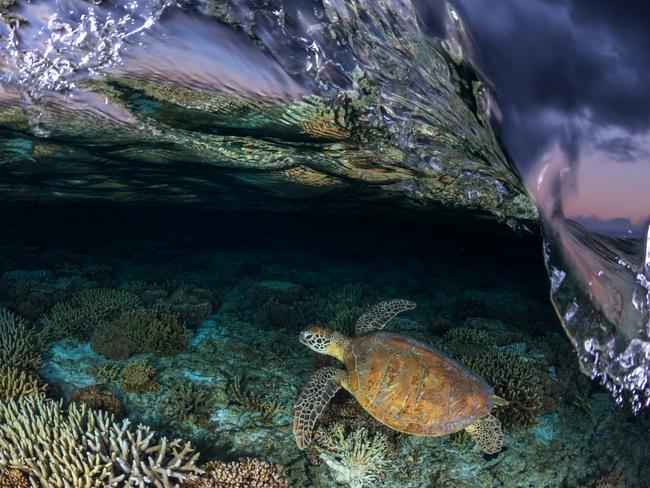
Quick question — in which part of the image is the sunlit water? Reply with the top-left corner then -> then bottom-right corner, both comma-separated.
0,0 -> 648,415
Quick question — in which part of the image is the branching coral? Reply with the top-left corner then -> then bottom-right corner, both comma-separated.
0,365 -> 46,401
163,382 -> 218,424
314,423 -> 392,488
0,394 -> 202,487
40,288 -> 141,340
117,308 -> 190,355
120,360 -> 159,393
229,376 -> 284,424
0,307 -> 43,370
91,319 -> 137,360
72,385 -> 125,420
458,350 -> 544,426
181,458 -> 289,488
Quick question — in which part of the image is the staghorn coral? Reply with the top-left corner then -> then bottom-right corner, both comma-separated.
0,469 -> 31,488
40,288 -> 141,340
458,350 -> 544,426
181,458 -> 289,488
0,394 -> 202,487
92,363 -> 122,385
0,308 -> 43,370
120,360 -> 159,393
117,308 -> 190,355
314,422 -> 392,488
72,385 -> 125,420
0,365 -> 46,401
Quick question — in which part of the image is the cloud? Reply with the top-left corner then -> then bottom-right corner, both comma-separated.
444,0 -> 650,168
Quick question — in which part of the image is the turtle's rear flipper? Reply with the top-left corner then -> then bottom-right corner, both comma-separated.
465,414 -> 504,454
293,367 -> 346,449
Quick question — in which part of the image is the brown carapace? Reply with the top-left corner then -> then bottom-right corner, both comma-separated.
293,299 -> 506,454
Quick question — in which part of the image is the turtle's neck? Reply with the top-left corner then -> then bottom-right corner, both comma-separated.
328,331 -> 352,363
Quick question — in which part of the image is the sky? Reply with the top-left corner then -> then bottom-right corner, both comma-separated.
426,0 -> 650,228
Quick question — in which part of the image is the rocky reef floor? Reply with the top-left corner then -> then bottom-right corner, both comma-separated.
1,205 -> 648,487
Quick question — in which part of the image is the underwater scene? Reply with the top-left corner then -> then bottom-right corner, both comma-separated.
1,0 -> 649,487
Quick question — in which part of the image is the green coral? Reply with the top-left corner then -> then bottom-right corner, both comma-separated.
119,308 -> 189,355
229,376 -> 284,424
163,382 -> 221,424
0,308 -> 43,371
120,360 -> 159,393
40,288 -> 140,340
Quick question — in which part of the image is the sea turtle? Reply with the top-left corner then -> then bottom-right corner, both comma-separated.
293,299 -> 508,454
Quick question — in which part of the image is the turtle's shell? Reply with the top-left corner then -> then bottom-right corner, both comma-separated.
344,332 -> 494,436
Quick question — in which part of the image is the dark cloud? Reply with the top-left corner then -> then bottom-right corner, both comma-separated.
445,0 -> 650,168
595,136 -> 650,162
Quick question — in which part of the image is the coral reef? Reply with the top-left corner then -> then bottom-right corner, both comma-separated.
182,458 -> 289,488
90,319 -> 137,360
229,376 -> 284,424
0,365 -> 46,401
120,308 -> 189,354
0,308 -> 43,370
458,350 -> 544,426
314,422 -> 392,488
0,469 -> 31,488
71,385 -> 125,420
40,288 -> 141,340
0,394 -> 201,487
0,269 -> 61,321
163,382 -> 219,424
120,359 -> 159,393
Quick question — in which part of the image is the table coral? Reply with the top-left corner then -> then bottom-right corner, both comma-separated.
181,458 -> 289,488
117,308 -> 190,355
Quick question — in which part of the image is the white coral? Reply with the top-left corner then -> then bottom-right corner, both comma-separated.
317,423 -> 391,488
0,394 -> 201,487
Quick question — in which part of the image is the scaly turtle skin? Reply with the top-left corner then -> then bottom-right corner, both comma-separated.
293,300 -> 506,454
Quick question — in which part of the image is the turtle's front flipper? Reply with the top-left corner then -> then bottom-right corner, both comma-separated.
293,367 -> 346,449
355,299 -> 416,335
465,414 -> 504,454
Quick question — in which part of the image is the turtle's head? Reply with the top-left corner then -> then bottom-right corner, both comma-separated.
299,325 -> 350,361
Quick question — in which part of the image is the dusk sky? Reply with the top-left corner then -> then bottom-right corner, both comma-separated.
438,0 -> 650,227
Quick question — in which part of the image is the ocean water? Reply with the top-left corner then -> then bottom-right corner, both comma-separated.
1,1 -> 649,487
